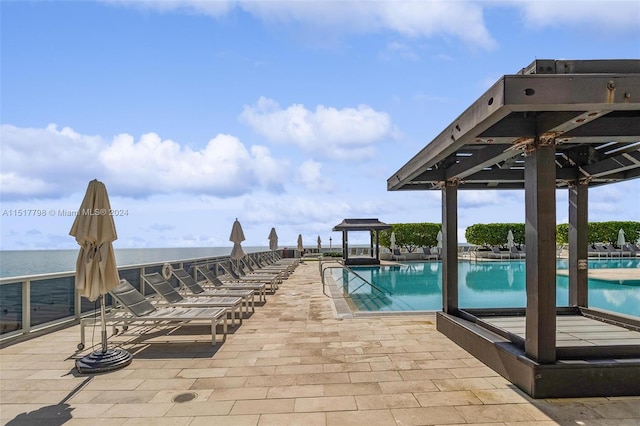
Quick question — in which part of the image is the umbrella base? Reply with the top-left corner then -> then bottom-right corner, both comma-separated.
76,348 -> 132,374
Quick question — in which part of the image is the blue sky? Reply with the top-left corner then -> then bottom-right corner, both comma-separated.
1,0 -> 639,250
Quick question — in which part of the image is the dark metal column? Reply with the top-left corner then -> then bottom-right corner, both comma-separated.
569,180 -> 588,307
524,139 -> 557,363
442,180 -> 459,314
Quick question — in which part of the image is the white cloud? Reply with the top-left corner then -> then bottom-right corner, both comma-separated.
240,97 -> 394,160
511,0 -> 640,32
0,124 -> 288,200
103,0 -> 497,49
104,0 -> 231,17
0,124 -> 105,200
296,160 -> 334,192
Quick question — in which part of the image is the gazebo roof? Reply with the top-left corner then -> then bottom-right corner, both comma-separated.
332,218 -> 391,232
387,59 -> 640,191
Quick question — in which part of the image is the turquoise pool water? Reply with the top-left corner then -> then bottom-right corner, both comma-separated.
332,259 -> 640,317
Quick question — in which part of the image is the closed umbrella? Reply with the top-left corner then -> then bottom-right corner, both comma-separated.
436,230 -> 443,253
617,229 -> 626,247
70,179 -> 131,373
507,229 -> 514,249
297,234 -> 304,255
390,231 -> 396,251
229,219 -> 246,270
268,227 -> 278,251
317,235 -> 322,251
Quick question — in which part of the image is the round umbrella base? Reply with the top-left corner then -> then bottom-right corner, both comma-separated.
76,348 -> 132,374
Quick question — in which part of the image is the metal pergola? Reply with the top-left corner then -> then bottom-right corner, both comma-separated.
333,218 -> 391,265
387,59 -> 640,398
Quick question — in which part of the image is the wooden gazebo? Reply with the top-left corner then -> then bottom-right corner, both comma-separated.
387,59 -> 640,398
333,218 -> 391,265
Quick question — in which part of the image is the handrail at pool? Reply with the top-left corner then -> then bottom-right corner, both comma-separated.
320,261 -> 391,298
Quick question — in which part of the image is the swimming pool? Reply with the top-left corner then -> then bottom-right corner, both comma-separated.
330,259 -> 640,317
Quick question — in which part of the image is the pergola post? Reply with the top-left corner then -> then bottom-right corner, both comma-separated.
569,180 -> 589,307
442,180 -> 459,314
524,138 -> 557,363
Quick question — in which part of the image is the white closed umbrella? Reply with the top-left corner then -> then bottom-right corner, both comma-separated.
70,179 -> 131,373
268,227 -> 278,251
507,229 -> 514,249
317,235 -> 322,250
437,230 -> 443,251
229,218 -> 246,262
390,231 -> 396,251
297,234 -> 304,254
617,229 -> 626,247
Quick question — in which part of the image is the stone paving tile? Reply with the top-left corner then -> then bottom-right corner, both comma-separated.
189,415 -> 259,426
294,395 -> 357,412
1,262 -> 639,425
456,404 -> 539,423
391,406 -> 468,425
266,384 -> 324,398
257,412 -> 326,426
355,393 -> 421,409
414,390 -> 484,407
326,409 -> 397,426
230,398 -> 295,415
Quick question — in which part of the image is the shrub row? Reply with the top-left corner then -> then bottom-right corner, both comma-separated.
372,221 -> 640,249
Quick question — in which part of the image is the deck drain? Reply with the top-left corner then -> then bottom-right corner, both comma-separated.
172,392 -> 197,403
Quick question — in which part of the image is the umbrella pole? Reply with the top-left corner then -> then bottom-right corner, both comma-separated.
75,294 -> 133,374
101,295 -> 108,353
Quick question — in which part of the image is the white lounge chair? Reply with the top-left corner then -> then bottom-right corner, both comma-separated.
79,279 -> 228,348
144,272 -> 244,325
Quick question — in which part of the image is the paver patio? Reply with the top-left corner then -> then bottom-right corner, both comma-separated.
1,261 -> 639,425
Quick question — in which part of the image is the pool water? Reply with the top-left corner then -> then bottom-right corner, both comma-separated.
332,259 -> 640,317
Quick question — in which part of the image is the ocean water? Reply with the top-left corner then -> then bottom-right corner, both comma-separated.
0,247 -> 269,278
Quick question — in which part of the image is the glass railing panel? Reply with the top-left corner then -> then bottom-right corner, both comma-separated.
0,282 -> 22,335
30,276 -> 75,327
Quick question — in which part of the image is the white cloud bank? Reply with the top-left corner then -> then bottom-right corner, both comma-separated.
106,0 -> 496,48
240,97 -> 394,160
0,124 -> 288,200
102,1 -> 639,49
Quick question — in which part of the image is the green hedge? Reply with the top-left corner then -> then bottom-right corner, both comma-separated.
465,223 -> 525,247
556,221 -> 640,245
378,223 -> 441,253
371,221 -> 639,250
465,221 -> 640,247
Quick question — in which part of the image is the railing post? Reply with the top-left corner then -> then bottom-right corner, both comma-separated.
22,279 -> 31,336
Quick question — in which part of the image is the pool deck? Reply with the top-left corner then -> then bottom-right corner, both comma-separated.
2,262 -> 640,425
556,268 -> 640,283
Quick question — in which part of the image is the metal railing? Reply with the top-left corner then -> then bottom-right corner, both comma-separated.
319,260 -> 391,299
0,250 -> 275,346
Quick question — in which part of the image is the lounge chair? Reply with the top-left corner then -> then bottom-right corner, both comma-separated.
240,257 -> 287,279
604,244 -> 622,257
220,262 -> 279,292
253,255 -> 295,274
420,247 -> 438,261
392,249 -> 406,261
196,265 -> 267,303
79,279 -> 228,347
595,244 -> 611,257
510,246 -> 525,259
609,243 -> 632,257
170,268 -> 254,314
143,272 -> 244,325
361,247 -> 370,256
349,247 -> 358,257
624,244 -> 640,257
588,245 -> 605,258
489,247 -> 510,260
